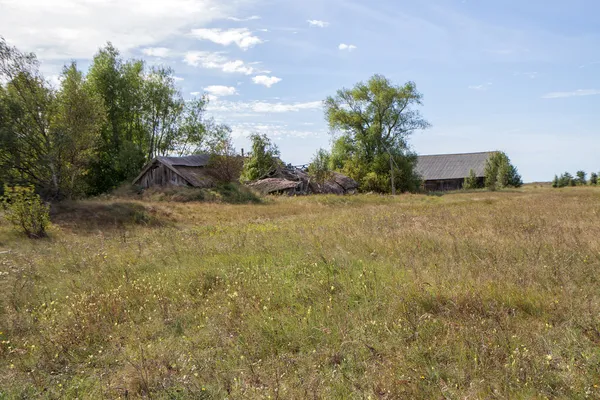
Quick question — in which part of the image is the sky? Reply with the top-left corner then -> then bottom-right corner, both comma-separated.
1,0 -> 599,182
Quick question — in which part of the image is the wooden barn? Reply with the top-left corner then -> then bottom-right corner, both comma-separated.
133,155 -> 215,189
415,152 -> 494,191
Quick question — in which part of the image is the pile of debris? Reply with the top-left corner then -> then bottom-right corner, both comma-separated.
247,165 -> 358,195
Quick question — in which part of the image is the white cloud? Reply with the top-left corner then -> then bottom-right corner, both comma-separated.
173,76 -> 184,82
222,60 -> 255,75
0,0 -> 232,60
204,85 -> 238,97
542,89 -> 600,99
227,15 -> 261,22
338,43 -> 357,51
142,47 -> 170,57
183,51 -> 255,75
208,100 -> 322,114
189,28 -> 263,50
230,122 -> 323,139
252,75 -> 282,88
307,20 -> 329,28
468,82 -> 492,90
190,91 -> 201,96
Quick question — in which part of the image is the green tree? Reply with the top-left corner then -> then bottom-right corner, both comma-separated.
590,172 -> 598,186
51,63 -> 105,198
556,172 -> 574,187
85,43 -> 144,192
308,149 -> 332,185
142,66 -> 184,159
324,74 -> 429,193
463,169 -> 480,190
176,97 -> 211,156
576,170 -> 587,186
240,133 -> 280,182
205,126 -> 243,183
484,151 -> 522,190
552,175 -> 559,188
0,38 -> 58,198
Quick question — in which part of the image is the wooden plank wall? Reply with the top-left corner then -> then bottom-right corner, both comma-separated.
138,164 -> 190,189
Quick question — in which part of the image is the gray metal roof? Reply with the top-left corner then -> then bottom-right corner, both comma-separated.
415,152 -> 494,181
157,154 -> 211,167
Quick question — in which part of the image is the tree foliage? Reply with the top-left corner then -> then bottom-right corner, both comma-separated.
206,127 -> 244,184
324,74 -> 428,193
240,133 -> 280,182
1,39 -> 226,199
1,185 -> 50,238
308,149 -> 332,185
484,151 -> 523,190
463,169 -> 480,190
554,171 -> 596,188
576,171 -> 587,186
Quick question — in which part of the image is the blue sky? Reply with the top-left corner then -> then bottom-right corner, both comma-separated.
1,0 -> 599,182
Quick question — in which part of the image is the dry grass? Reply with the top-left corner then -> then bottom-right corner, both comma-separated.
1,186 -> 600,399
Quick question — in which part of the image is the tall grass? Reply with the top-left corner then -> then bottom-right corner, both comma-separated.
1,187 -> 599,398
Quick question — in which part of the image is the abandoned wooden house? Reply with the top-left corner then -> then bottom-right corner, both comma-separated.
133,155 -> 215,189
415,151 -> 494,191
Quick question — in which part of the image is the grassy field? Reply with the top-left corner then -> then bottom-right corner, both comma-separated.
1,186 -> 600,399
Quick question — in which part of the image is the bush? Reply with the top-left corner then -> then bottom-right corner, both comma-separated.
553,172 -> 575,188
484,152 -> 522,190
590,173 -> 598,186
308,149 -> 332,184
576,171 -> 587,186
240,133 -> 280,182
1,185 -> 50,238
463,169 -> 480,190
206,137 -> 244,183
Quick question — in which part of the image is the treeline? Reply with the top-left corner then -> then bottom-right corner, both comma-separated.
0,39 -> 230,200
463,151 -> 523,190
552,171 -> 598,188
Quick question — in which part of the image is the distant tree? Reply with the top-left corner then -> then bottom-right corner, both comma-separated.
484,151 -> 522,190
176,97 -> 210,156
576,171 -> 587,186
240,133 -> 280,182
324,74 -> 429,193
308,149 -> 332,185
590,172 -> 598,186
463,169 -> 480,190
552,175 -> 559,188
556,172 -> 574,187
205,126 -> 243,183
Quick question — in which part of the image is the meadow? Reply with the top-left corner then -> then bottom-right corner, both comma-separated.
1,186 -> 599,399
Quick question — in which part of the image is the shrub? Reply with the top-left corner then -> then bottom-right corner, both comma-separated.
308,149 -> 332,185
554,172 -> 575,188
484,151 -> 522,190
576,171 -> 587,186
463,169 -> 480,190
590,173 -> 598,186
206,137 -> 244,183
1,185 -> 50,238
240,133 -> 280,182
